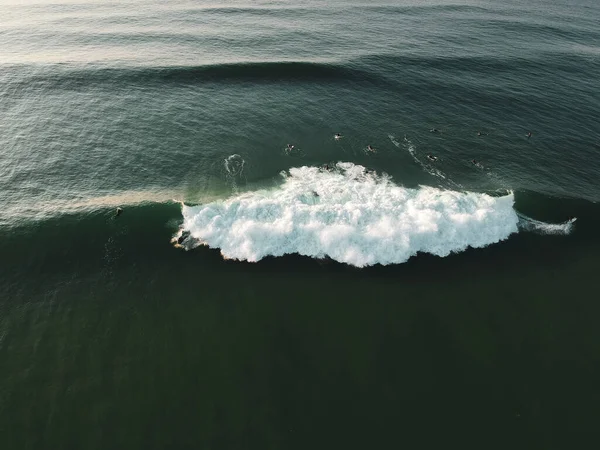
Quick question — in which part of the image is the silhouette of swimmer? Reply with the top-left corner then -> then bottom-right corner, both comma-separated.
115,207 -> 123,218
430,128 -> 440,133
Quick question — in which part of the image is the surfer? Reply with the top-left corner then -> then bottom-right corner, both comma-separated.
527,131 -> 532,139
430,128 -> 439,133
287,144 -> 295,151
367,145 -> 376,153
427,154 -> 438,162
177,230 -> 190,245
115,207 -> 123,218
334,133 -> 342,140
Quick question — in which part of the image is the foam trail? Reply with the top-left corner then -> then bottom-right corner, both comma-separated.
224,154 -> 245,192
391,135 -> 438,175
518,214 -> 576,235
178,163 -> 519,267
389,135 -> 462,189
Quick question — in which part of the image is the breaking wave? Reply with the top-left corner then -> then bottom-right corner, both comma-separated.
176,163 -> 520,267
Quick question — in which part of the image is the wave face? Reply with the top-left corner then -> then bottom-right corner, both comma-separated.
180,163 -> 519,267
11,61 -> 377,91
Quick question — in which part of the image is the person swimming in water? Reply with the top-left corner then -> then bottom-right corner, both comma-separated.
367,145 -> 376,152
426,154 -> 438,162
334,133 -> 342,140
430,128 -> 439,133
527,131 -> 532,139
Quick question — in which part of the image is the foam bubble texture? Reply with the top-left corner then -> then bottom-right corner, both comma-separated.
181,163 -> 519,267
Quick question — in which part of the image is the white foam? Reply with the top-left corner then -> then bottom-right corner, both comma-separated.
179,163 -> 520,267
518,214 -> 576,235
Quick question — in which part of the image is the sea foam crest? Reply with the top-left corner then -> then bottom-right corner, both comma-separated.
179,163 -> 519,267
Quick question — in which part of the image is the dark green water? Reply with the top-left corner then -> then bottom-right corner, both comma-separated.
1,0 -> 600,448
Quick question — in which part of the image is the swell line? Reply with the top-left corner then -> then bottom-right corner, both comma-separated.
7,61 -> 382,90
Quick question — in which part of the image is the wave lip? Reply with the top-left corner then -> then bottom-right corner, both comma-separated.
179,163 -> 519,267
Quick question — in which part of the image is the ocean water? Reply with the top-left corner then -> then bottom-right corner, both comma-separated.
1,0 -> 600,448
